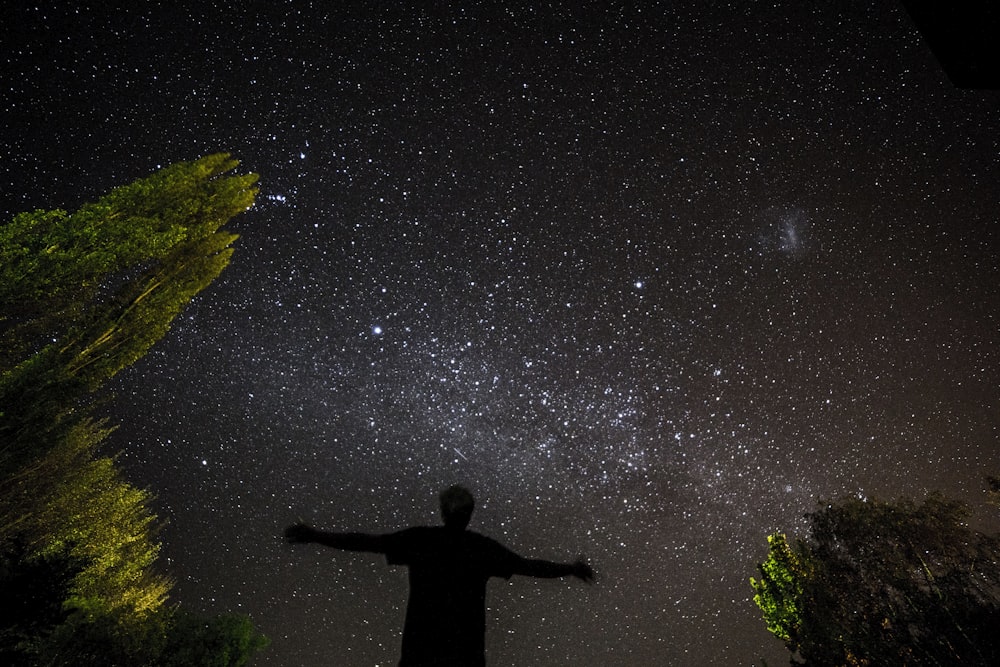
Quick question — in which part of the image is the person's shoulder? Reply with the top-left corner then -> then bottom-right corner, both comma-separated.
383,525 -> 439,560
462,530 -> 521,577
390,525 -> 437,540
463,529 -> 514,553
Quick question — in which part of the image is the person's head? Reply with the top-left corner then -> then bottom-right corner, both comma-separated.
439,484 -> 475,530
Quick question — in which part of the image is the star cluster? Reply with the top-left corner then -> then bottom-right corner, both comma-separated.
3,3 -> 999,665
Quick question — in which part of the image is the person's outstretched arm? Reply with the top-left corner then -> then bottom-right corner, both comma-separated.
284,523 -> 388,553
513,556 -> 594,583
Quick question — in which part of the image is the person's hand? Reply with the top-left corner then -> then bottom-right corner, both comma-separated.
284,522 -> 316,544
572,558 -> 594,584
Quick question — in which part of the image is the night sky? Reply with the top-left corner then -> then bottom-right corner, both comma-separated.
4,2 -> 1000,665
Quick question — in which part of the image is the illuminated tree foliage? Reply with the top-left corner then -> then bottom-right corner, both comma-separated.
752,495 -> 1000,667
751,532 -> 811,644
0,155 -> 266,665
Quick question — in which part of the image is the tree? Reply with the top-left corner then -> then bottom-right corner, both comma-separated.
0,155 -> 266,664
987,475 -> 1000,509
159,611 -> 270,667
0,542 -> 84,665
1,153 -> 255,471
750,532 -> 810,645
752,494 -> 1000,666
30,607 -> 268,667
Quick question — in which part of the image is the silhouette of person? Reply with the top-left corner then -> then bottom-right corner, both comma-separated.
284,484 -> 594,667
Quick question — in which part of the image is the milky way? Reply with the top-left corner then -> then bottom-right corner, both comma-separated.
3,3 -> 1000,665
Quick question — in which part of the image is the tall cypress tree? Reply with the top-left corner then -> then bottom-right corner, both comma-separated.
0,154 -> 267,665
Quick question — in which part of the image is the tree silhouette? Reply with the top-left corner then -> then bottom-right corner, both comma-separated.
752,494 -> 1000,666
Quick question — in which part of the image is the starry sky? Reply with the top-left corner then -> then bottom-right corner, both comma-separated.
3,2 -> 1000,665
